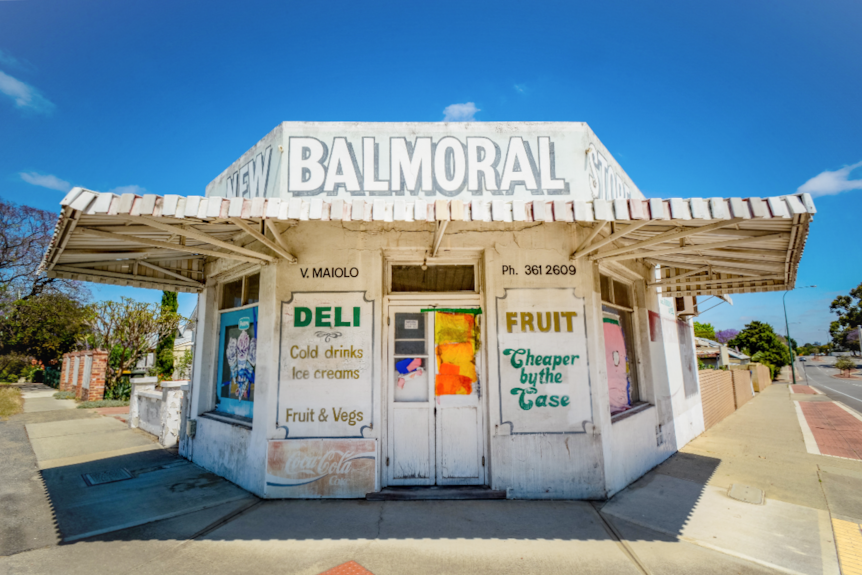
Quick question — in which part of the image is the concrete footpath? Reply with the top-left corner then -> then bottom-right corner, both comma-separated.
2,381 -> 861,575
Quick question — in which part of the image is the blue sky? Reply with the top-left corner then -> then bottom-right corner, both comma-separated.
1,0 -> 860,342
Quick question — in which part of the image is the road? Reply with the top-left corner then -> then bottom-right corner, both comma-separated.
800,356 -> 862,412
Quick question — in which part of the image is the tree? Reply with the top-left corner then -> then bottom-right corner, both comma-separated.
693,322 -> 716,340
0,293 -> 92,365
715,329 -> 739,344
86,298 -> 183,392
155,291 -> 178,380
830,284 -> 862,355
0,198 -> 86,302
728,321 -> 791,379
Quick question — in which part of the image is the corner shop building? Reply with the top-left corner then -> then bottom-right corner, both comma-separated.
40,122 -> 813,499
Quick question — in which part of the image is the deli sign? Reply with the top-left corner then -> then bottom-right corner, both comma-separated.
205,123 -> 641,202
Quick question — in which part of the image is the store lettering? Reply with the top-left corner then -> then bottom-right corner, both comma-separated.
294,307 -> 361,328
506,311 -> 578,333
587,144 -> 632,201
287,135 -> 569,197
225,146 -> 273,198
503,347 -> 576,411
284,408 -> 364,426
300,267 -> 359,279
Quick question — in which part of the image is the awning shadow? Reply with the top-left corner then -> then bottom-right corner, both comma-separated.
60,451 -> 721,544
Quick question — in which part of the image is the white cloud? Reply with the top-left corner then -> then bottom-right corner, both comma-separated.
0,49 -> 34,73
0,70 -> 55,114
107,185 -> 146,195
797,160 -> 862,197
20,171 -> 71,192
442,102 -> 480,122
514,84 -> 527,94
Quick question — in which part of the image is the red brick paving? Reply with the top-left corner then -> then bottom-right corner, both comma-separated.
318,561 -> 374,575
800,402 -> 862,460
791,385 -> 816,394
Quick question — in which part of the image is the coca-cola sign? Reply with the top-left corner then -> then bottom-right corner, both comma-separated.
266,439 -> 377,498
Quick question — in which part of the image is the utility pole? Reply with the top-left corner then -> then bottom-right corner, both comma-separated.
783,285 -> 816,386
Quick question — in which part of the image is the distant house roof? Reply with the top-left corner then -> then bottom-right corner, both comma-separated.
695,337 -> 750,361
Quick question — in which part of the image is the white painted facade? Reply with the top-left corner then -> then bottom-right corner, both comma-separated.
177,123 -> 705,500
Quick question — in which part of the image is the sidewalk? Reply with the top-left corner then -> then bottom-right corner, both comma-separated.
3,382 -> 861,574
0,384 -> 254,556
601,383 -> 850,575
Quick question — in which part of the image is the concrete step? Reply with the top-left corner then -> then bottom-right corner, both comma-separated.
366,486 -> 506,500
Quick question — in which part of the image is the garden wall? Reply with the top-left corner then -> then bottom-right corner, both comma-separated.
731,370 -> 754,409
60,350 -> 108,401
699,369 -> 736,430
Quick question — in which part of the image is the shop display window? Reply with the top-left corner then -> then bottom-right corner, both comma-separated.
600,272 -> 640,416
214,272 -> 260,420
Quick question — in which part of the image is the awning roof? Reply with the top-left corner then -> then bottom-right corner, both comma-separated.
40,188 -> 814,297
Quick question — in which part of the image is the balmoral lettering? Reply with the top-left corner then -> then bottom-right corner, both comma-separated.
287,136 -> 570,197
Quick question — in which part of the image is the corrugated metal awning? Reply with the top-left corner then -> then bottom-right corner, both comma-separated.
39,188 -> 814,296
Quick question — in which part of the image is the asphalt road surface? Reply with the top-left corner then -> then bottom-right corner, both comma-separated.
800,356 -> 862,413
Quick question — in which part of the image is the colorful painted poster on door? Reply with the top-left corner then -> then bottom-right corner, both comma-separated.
435,312 -> 479,396
496,289 -> 591,433
278,292 -> 374,437
216,307 -> 257,419
265,439 -> 377,498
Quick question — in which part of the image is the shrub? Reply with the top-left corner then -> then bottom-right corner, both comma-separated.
834,356 -> 856,375
44,367 -> 60,388
104,376 -> 131,401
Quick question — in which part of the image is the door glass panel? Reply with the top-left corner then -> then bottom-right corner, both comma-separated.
395,313 -> 425,338
393,357 -> 428,402
395,340 -> 426,355
394,312 -> 429,403
434,312 -> 479,396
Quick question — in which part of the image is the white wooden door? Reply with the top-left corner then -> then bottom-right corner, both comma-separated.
387,307 -> 485,486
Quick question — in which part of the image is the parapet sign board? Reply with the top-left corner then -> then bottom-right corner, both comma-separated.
496,288 -> 592,434
278,292 -> 374,438
205,122 -> 643,203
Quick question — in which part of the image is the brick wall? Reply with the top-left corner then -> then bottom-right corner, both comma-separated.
60,350 -> 109,401
59,356 -> 69,391
700,369 -> 736,430
731,370 -> 754,409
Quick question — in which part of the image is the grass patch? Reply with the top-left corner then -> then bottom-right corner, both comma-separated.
77,399 -> 129,409
53,391 -> 76,400
0,387 -> 24,419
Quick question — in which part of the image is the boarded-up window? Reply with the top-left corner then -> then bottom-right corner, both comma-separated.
391,265 -> 475,293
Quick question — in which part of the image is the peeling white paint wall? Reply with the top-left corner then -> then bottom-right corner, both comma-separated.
184,216 -> 705,499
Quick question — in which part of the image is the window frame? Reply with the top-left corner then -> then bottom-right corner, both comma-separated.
219,271 -> 261,311
209,269 -> 263,425
598,268 -> 647,420
383,251 -> 482,298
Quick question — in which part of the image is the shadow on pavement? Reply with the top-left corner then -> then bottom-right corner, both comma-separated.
65,452 -> 722,544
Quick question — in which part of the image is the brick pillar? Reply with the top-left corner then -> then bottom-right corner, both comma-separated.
74,352 -> 85,400
59,354 -> 69,392
87,350 -> 109,401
